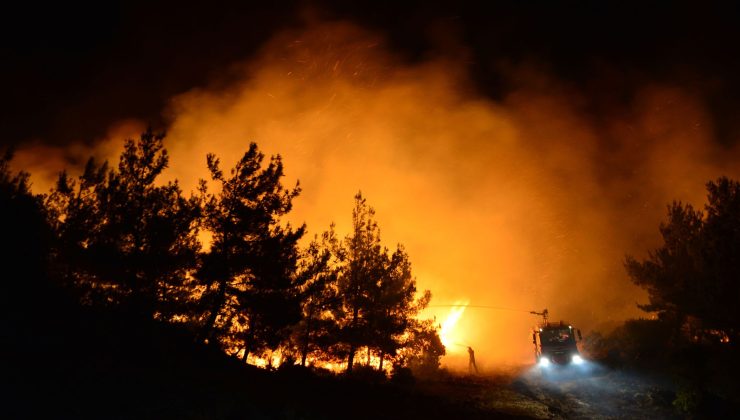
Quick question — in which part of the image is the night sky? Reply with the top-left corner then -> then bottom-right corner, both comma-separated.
3,0 -> 740,148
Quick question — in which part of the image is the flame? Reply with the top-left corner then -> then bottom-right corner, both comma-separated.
439,302 -> 468,352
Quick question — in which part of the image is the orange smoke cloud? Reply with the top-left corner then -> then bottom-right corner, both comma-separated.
14,21 -> 740,369
12,120 -> 145,193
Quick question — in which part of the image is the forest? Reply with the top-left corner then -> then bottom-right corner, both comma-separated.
4,128 -> 446,366
4,130 -> 740,418
6,2 -> 740,418
2,131 -> 458,418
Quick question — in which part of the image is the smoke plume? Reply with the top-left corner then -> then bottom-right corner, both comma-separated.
14,20 -> 740,368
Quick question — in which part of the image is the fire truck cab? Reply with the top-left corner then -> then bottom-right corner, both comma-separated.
533,319 -> 583,367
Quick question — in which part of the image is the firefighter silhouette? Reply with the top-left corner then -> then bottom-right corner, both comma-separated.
467,346 -> 478,374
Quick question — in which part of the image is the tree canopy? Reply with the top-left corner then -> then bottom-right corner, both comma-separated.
4,131 -> 443,377
46,129 -> 201,318
335,193 -> 439,372
626,177 -> 740,342
196,144 -> 304,361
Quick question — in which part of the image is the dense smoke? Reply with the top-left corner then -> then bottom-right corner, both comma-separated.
14,20 -> 740,368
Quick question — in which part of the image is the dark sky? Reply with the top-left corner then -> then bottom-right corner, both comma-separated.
3,0 -> 740,148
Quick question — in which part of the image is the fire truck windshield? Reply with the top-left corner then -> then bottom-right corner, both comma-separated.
540,328 -> 573,345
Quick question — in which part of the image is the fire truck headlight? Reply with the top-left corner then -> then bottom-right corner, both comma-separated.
538,357 -> 551,368
571,354 -> 584,365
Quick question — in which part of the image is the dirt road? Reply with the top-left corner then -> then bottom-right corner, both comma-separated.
422,363 -> 678,419
507,362 -> 678,419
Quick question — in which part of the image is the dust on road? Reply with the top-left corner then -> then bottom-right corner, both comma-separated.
422,363 -> 678,419
510,362 -> 677,419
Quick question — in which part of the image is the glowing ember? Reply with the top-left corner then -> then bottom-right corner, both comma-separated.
440,301 -> 468,352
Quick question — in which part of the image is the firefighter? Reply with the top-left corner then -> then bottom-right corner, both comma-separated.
468,346 -> 478,374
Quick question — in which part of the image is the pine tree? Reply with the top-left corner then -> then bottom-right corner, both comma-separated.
197,143 -> 305,361
368,246 -> 421,370
626,177 -> 740,342
46,129 -> 201,319
335,193 -> 437,372
1,150 -> 52,319
294,227 -> 342,366
336,193 -> 385,372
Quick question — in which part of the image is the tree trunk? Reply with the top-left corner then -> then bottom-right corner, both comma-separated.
242,317 -> 255,363
347,345 -> 356,373
202,234 -> 232,343
301,308 -> 314,367
300,343 -> 309,367
200,279 -> 227,342
347,305 -> 360,373
379,351 -> 385,371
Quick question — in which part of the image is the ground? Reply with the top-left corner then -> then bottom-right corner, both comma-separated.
417,363 -> 679,419
4,299 -> 684,419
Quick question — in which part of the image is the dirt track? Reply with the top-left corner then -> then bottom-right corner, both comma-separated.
424,363 -> 678,419
508,363 -> 677,419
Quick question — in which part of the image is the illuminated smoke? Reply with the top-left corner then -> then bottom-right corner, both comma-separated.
12,120 -> 145,193
14,20 -> 740,369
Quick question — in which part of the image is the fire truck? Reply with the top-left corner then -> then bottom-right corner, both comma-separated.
531,309 -> 584,367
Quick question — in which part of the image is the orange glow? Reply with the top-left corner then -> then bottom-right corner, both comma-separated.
439,302 -> 468,352
14,20 -> 740,368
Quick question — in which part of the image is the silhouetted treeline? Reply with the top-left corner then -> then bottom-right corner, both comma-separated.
1,130 -> 443,376
625,177 -> 740,345
1,149 -> 54,329
583,177 -> 740,416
